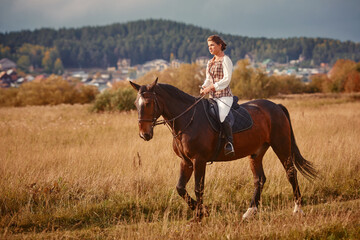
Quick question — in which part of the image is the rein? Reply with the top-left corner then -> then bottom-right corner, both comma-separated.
154,95 -> 205,127
137,91 -> 205,137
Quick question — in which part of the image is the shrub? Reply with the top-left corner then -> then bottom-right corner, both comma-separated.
344,70 -> 360,92
308,60 -> 360,93
91,90 -> 113,112
91,86 -> 136,112
75,84 -> 99,104
0,75 -> 99,107
0,88 -> 21,106
231,59 -> 307,99
111,88 -> 137,111
272,75 -> 307,94
135,63 -> 204,96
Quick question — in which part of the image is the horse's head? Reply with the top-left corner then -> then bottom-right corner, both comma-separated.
130,78 -> 161,141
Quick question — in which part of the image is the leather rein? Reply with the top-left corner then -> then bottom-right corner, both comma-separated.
138,92 -> 205,137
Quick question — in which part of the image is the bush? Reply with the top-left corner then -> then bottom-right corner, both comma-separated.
308,60 -> 360,93
135,63 -> 204,96
91,86 -> 136,112
272,75 -> 307,94
0,75 -> 99,107
309,74 -> 332,93
344,70 -> 360,92
75,84 -> 99,104
91,90 -> 112,112
0,88 -> 21,106
231,59 -> 308,99
112,88 -> 137,111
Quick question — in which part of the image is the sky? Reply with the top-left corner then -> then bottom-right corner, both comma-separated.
1,0 -> 359,42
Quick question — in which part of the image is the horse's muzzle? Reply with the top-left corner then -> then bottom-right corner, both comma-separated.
140,132 -> 153,141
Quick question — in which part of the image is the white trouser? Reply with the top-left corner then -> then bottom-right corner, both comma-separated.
214,97 -> 233,123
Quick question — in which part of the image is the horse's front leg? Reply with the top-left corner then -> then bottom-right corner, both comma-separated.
193,159 -> 208,221
176,159 -> 197,210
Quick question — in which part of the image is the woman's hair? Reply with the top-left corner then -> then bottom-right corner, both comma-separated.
207,35 -> 227,51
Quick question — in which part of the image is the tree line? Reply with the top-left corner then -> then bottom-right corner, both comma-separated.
1,19 -> 359,72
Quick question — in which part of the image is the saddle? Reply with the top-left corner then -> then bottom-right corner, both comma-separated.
202,96 -> 253,133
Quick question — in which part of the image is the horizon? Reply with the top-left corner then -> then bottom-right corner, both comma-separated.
1,0 -> 359,43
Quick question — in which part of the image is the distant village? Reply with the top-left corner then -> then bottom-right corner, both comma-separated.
0,55 -> 329,90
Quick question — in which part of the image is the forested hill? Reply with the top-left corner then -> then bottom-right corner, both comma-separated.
1,19 -> 359,68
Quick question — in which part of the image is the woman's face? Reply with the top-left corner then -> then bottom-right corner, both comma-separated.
208,41 -> 222,56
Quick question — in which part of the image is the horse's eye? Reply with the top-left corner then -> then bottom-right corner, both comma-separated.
144,100 -> 152,105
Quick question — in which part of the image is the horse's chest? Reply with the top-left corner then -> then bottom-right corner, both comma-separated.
173,134 -> 208,159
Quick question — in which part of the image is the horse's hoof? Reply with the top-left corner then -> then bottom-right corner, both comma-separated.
190,212 -> 205,223
192,205 -> 209,222
242,207 -> 258,220
190,216 -> 202,223
202,205 -> 210,217
293,203 -> 305,216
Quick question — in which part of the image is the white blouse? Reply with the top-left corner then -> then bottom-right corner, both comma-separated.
202,55 -> 233,92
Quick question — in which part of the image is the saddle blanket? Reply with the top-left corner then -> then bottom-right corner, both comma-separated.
203,97 -> 253,133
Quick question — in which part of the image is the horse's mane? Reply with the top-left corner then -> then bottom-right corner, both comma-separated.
155,83 -> 196,103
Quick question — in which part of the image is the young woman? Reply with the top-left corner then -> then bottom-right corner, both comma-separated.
200,35 -> 234,156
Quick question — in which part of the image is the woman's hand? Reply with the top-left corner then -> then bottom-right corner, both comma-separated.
200,84 -> 215,95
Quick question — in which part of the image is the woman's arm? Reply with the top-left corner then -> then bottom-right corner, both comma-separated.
201,62 -> 211,88
213,56 -> 233,91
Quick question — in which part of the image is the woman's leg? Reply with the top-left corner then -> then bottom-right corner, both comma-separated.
215,97 -> 233,122
215,97 -> 234,156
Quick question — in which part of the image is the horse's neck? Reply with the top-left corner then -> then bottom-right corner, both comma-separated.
158,89 -> 195,121
161,97 -> 192,120
157,87 -> 206,137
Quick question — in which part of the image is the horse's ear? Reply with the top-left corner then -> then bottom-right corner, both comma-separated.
148,77 -> 158,92
129,81 -> 141,91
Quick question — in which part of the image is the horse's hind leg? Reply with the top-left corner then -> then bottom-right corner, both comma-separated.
176,158 -> 197,210
243,144 -> 269,220
272,144 -> 303,215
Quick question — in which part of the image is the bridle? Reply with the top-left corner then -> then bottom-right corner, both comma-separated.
137,91 -> 161,126
137,91 -> 205,135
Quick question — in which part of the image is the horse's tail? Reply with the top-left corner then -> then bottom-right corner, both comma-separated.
278,104 -> 318,180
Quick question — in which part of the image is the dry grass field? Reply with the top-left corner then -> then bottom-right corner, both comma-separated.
1,94 -> 360,239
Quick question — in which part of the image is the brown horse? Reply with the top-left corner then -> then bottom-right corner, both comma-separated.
130,78 -> 317,220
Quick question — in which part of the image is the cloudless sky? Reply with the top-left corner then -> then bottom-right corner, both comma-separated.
1,0 -> 359,42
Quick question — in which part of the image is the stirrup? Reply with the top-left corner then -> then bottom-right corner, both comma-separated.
224,142 -> 235,156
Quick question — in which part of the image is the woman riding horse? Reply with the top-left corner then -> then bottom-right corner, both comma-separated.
201,35 -> 235,156
130,78 -> 317,221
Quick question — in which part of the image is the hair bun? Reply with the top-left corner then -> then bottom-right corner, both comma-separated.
207,35 -> 227,51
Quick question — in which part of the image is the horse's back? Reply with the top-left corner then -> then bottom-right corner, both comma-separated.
240,98 -> 290,138
241,99 -> 279,109
244,99 -> 292,146
241,99 -> 286,120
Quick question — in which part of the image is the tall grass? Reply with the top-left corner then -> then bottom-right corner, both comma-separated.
1,94 -> 360,239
